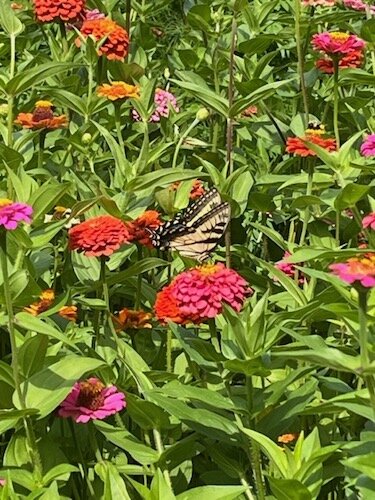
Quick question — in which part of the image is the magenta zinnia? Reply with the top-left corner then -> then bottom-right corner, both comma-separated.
311,32 -> 365,56
58,378 -> 126,423
154,263 -> 251,324
362,213 -> 375,230
330,254 -> 375,287
0,199 -> 33,230
360,134 -> 375,157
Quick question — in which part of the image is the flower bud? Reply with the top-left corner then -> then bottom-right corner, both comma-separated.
0,104 -> 9,116
196,108 -> 210,121
164,67 -> 170,80
82,133 -> 92,145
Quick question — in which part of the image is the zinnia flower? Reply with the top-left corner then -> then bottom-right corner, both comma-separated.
316,50 -> 364,73
278,433 -> 299,444
286,123 -> 337,157
0,199 -> 33,230
360,134 -> 375,157
241,105 -> 258,117
330,254 -> 375,287
362,213 -> 375,230
58,377 -> 126,423
311,32 -> 365,56
58,305 -> 78,322
97,82 -> 140,101
133,88 -> 179,122
170,180 -> 205,200
24,289 -> 55,315
113,308 -> 152,331
154,263 -> 251,324
343,0 -> 375,14
68,215 -> 130,257
77,18 -> 129,61
33,0 -> 85,23
126,210 -> 162,248
15,101 -> 67,130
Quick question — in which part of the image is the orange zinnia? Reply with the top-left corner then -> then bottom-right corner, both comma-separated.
33,0 -> 85,23
58,305 -> 78,322
278,433 -> 299,444
97,82 -> 140,101
77,18 -> 129,61
24,289 -> 55,316
126,210 -> 162,248
113,308 -> 152,331
286,123 -> 337,157
15,101 -> 67,130
170,180 -> 205,200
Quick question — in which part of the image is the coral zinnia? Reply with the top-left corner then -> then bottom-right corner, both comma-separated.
24,289 -> 55,316
0,199 -> 33,230
58,377 -> 126,423
15,101 -> 67,130
68,215 -> 130,257
278,433 -> 299,444
113,308 -> 152,331
154,263 -> 251,324
97,82 -> 140,101
286,123 -> 336,157
360,134 -> 375,157
33,0 -> 85,23
126,210 -> 162,248
77,18 -> 129,61
311,32 -> 365,56
316,50 -> 364,73
330,254 -> 375,287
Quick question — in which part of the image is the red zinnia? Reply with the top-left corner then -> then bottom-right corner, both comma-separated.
77,18 -> 129,61
286,124 -> 337,157
316,50 -> 364,73
33,0 -> 85,23
126,210 -> 162,248
68,215 -> 130,257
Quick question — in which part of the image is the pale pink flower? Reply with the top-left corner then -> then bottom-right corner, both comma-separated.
343,0 -> 375,14
311,32 -> 366,56
302,0 -> 336,6
362,213 -> 375,230
58,378 -> 126,423
0,200 -> 33,230
360,134 -> 375,157
0,479 -> 5,487
133,88 -> 179,122
330,254 -> 375,287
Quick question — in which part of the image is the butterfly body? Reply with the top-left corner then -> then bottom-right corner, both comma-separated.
150,188 -> 230,262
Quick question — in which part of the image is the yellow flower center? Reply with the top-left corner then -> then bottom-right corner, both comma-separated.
197,263 -> 220,275
330,32 -> 350,42
0,198 -> 12,207
35,100 -> 53,108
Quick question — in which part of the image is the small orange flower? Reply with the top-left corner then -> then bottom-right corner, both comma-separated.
24,289 -> 55,316
127,211 -> 162,248
278,433 -> 299,444
113,308 -> 152,331
170,180 -> 205,200
241,105 -> 258,117
77,18 -> 129,61
15,101 -> 67,130
97,82 -> 140,101
286,124 -> 337,157
58,306 -> 78,322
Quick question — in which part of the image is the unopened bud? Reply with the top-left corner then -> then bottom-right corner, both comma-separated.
196,108 -> 210,121
164,67 -> 170,80
82,133 -> 92,145
350,288 -> 358,301
0,104 -> 9,116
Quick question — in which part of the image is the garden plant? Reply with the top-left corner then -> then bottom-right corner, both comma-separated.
1,0 -> 375,498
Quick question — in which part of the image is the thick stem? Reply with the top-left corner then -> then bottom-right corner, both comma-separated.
294,0 -> 309,125
153,429 -> 173,489
38,131 -> 46,169
333,58 -> 340,148
125,0 -> 131,38
299,161 -> 314,246
172,118 -> 199,169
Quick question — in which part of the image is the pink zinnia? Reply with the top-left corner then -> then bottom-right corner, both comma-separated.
276,252 -> 296,278
302,0 -> 336,6
330,254 -> 375,288
133,88 -> 179,122
360,134 -> 375,157
311,32 -> 366,56
0,199 -> 33,230
362,213 -> 375,230
58,377 -> 126,423
343,0 -> 375,14
154,263 -> 251,324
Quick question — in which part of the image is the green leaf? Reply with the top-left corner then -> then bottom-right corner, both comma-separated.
28,182 -> 71,221
126,169 -> 208,193
0,1 -> 23,36
176,485 -> 247,500
268,478 -> 312,500
342,452 -> 375,478
96,461 -> 132,500
334,184 -> 370,210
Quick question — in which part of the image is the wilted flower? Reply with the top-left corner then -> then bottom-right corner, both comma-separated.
311,32 -> 365,56
343,0 -> 375,14
154,263 -> 251,324
58,306 -> 78,322
126,211 -> 162,248
15,101 -> 67,130
77,18 -> 129,61
113,308 -> 152,330
360,134 -> 375,157
68,215 -> 130,257
316,50 -> 364,73
286,123 -> 337,157
24,289 -> 55,316
97,82 -> 140,101
0,199 -> 33,230
58,377 -> 126,423
330,254 -> 375,287
32,0 -> 85,23
133,88 -> 179,122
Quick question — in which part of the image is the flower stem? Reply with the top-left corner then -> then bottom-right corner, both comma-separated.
333,57 -> 340,148
125,0 -> 131,37
153,429 -> 173,489
114,103 -> 126,156
208,318 -> 220,353
294,0 -> 309,126
135,246 -> 143,309
172,118 -> 199,169
358,290 -> 375,421
299,161 -> 313,246
38,131 -> 46,169
59,21 -> 69,60
0,232 -> 43,482
88,422 -> 103,463
166,329 -> 172,373
85,63 -> 94,124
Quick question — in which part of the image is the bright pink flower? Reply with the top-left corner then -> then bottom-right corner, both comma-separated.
360,134 -> 375,157
0,200 -> 33,230
330,254 -> 375,287
362,213 -> 375,230
343,0 -> 375,14
275,252 -> 305,284
311,32 -> 366,56
133,88 -> 179,122
302,0 -> 336,6
58,378 -> 126,423
155,263 -> 251,324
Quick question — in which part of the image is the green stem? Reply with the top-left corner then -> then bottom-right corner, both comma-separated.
0,232 -> 43,482
135,246 -> 142,309
299,161 -> 314,246
7,34 -> 16,151
114,103 -> 126,156
294,0 -> 309,125
153,429 -> 173,489
166,329 -> 172,373
208,318 -> 220,353
335,209 -> 340,247
125,0 -> 131,37
38,132 -> 46,169
88,422 -> 103,463
59,21 -> 69,60
333,57 -> 340,148
85,63 -> 94,124
251,443 -> 266,500
358,291 -> 375,421
172,118 -> 199,168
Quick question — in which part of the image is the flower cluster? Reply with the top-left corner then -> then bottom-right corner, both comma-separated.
330,254 -> 375,287
33,0 -> 85,23
77,18 -> 129,61
126,211 -> 162,248
113,308 -> 152,331
343,0 -> 375,14
15,101 -> 67,130
68,215 -> 130,257
58,378 -> 126,423
133,88 -> 179,122
286,123 -> 337,157
360,134 -> 375,157
154,263 -> 251,324
0,199 -> 33,230
97,82 -> 140,101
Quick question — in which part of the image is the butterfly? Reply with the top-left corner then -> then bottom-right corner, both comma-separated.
150,187 -> 230,262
